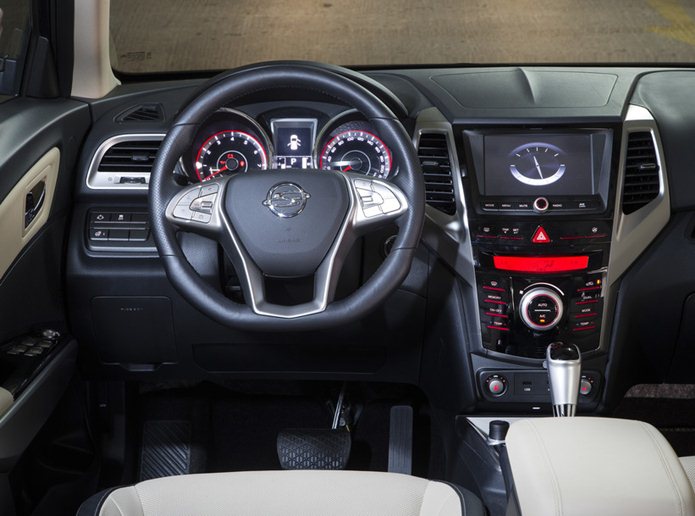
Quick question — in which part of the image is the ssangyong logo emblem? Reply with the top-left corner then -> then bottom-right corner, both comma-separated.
262,183 -> 311,218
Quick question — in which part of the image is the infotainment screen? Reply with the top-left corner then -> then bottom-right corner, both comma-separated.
483,133 -> 598,197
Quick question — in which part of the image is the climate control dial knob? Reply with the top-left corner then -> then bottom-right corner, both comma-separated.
519,286 -> 564,331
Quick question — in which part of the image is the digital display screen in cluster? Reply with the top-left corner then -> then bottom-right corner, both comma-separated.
271,119 -> 317,169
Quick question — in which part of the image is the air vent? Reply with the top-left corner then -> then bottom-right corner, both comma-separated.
622,131 -> 660,215
417,132 -> 456,215
116,103 -> 164,122
97,140 -> 161,174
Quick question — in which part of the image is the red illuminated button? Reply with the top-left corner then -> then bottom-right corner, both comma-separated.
532,226 -> 551,244
580,378 -> 593,395
486,375 -> 508,396
489,380 -> 504,394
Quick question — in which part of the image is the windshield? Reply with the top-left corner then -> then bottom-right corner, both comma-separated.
110,0 -> 695,74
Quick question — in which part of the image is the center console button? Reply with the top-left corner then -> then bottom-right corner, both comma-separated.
531,226 -> 551,244
485,374 -> 509,397
533,197 -> 549,213
487,376 -> 507,396
580,378 -> 593,395
519,286 -> 564,331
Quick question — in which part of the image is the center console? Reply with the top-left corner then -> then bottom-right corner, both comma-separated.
462,127 -> 617,406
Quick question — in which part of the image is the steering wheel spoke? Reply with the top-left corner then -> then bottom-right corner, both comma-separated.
164,178 -> 228,238
345,173 -> 408,232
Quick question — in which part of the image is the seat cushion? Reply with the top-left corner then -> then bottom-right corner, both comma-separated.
78,470 -> 484,516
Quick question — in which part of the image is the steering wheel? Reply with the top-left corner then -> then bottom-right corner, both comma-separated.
149,63 -> 425,331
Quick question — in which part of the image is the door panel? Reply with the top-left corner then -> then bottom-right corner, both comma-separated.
0,98 -> 90,342
0,96 -> 90,515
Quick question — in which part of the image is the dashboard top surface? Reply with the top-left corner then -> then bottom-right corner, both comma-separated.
77,65 -> 695,209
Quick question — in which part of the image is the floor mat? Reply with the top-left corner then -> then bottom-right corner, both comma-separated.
139,420 -> 192,480
136,383 -> 410,476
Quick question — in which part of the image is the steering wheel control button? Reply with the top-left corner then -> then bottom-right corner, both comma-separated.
533,196 -> 549,213
173,204 -> 193,220
173,187 -> 201,221
519,286 -> 564,331
191,212 -> 212,223
486,375 -> 508,397
371,182 -> 401,214
190,194 -> 216,214
200,183 -> 219,197
531,226 -> 551,244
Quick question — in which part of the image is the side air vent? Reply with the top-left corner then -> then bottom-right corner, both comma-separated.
116,103 -> 164,122
622,131 -> 660,215
87,135 -> 165,189
417,132 -> 456,215
97,140 -> 161,174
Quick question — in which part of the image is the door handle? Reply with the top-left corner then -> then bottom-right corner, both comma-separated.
25,181 -> 46,228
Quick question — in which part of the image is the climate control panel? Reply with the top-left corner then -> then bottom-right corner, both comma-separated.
478,270 -> 605,359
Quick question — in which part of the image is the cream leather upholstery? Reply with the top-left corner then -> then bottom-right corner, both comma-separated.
507,417 -> 695,516
680,456 -> 695,491
81,470 -> 484,516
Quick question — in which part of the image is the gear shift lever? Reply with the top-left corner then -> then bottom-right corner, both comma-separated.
546,342 -> 581,417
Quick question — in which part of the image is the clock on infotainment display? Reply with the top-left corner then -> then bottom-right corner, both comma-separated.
508,142 -> 566,187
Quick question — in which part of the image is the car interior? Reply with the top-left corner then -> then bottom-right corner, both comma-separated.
4,0 -> 695,515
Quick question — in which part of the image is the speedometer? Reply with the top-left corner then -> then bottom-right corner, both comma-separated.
319,130 -> 392,179
195,130 -> 268,181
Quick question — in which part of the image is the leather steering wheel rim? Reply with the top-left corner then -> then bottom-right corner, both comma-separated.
149,63 -> 425,331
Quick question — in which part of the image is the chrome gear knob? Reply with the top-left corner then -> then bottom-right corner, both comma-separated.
546,342 -> 581,417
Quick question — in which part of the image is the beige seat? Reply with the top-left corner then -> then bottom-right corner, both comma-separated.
681,456 -> 695,491
77,470 -> 485,516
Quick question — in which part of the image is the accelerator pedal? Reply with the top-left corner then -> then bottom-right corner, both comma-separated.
277,428 -> 351,470
139,420 -> 192,481
388,405 -> 413,474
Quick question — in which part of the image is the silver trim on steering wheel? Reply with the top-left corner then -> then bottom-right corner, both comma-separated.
164,173 -> 408,319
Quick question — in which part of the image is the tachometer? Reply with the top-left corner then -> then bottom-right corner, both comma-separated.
319,130 -> 392,179
195,130 -> 268,181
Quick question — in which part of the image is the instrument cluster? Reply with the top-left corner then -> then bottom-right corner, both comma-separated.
181,108 -> 394,182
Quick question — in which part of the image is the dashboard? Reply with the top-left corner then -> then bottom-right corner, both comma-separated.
67,65 -> 695,415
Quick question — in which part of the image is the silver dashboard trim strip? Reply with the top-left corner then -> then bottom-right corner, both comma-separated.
599,104 -> 671,353
413,107 -> 482,344
85,133 -> 165,190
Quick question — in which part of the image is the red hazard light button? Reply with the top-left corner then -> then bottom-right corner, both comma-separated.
532,226 -> 551,244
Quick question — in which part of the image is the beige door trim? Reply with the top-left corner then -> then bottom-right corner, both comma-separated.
0,147 -> 60,280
